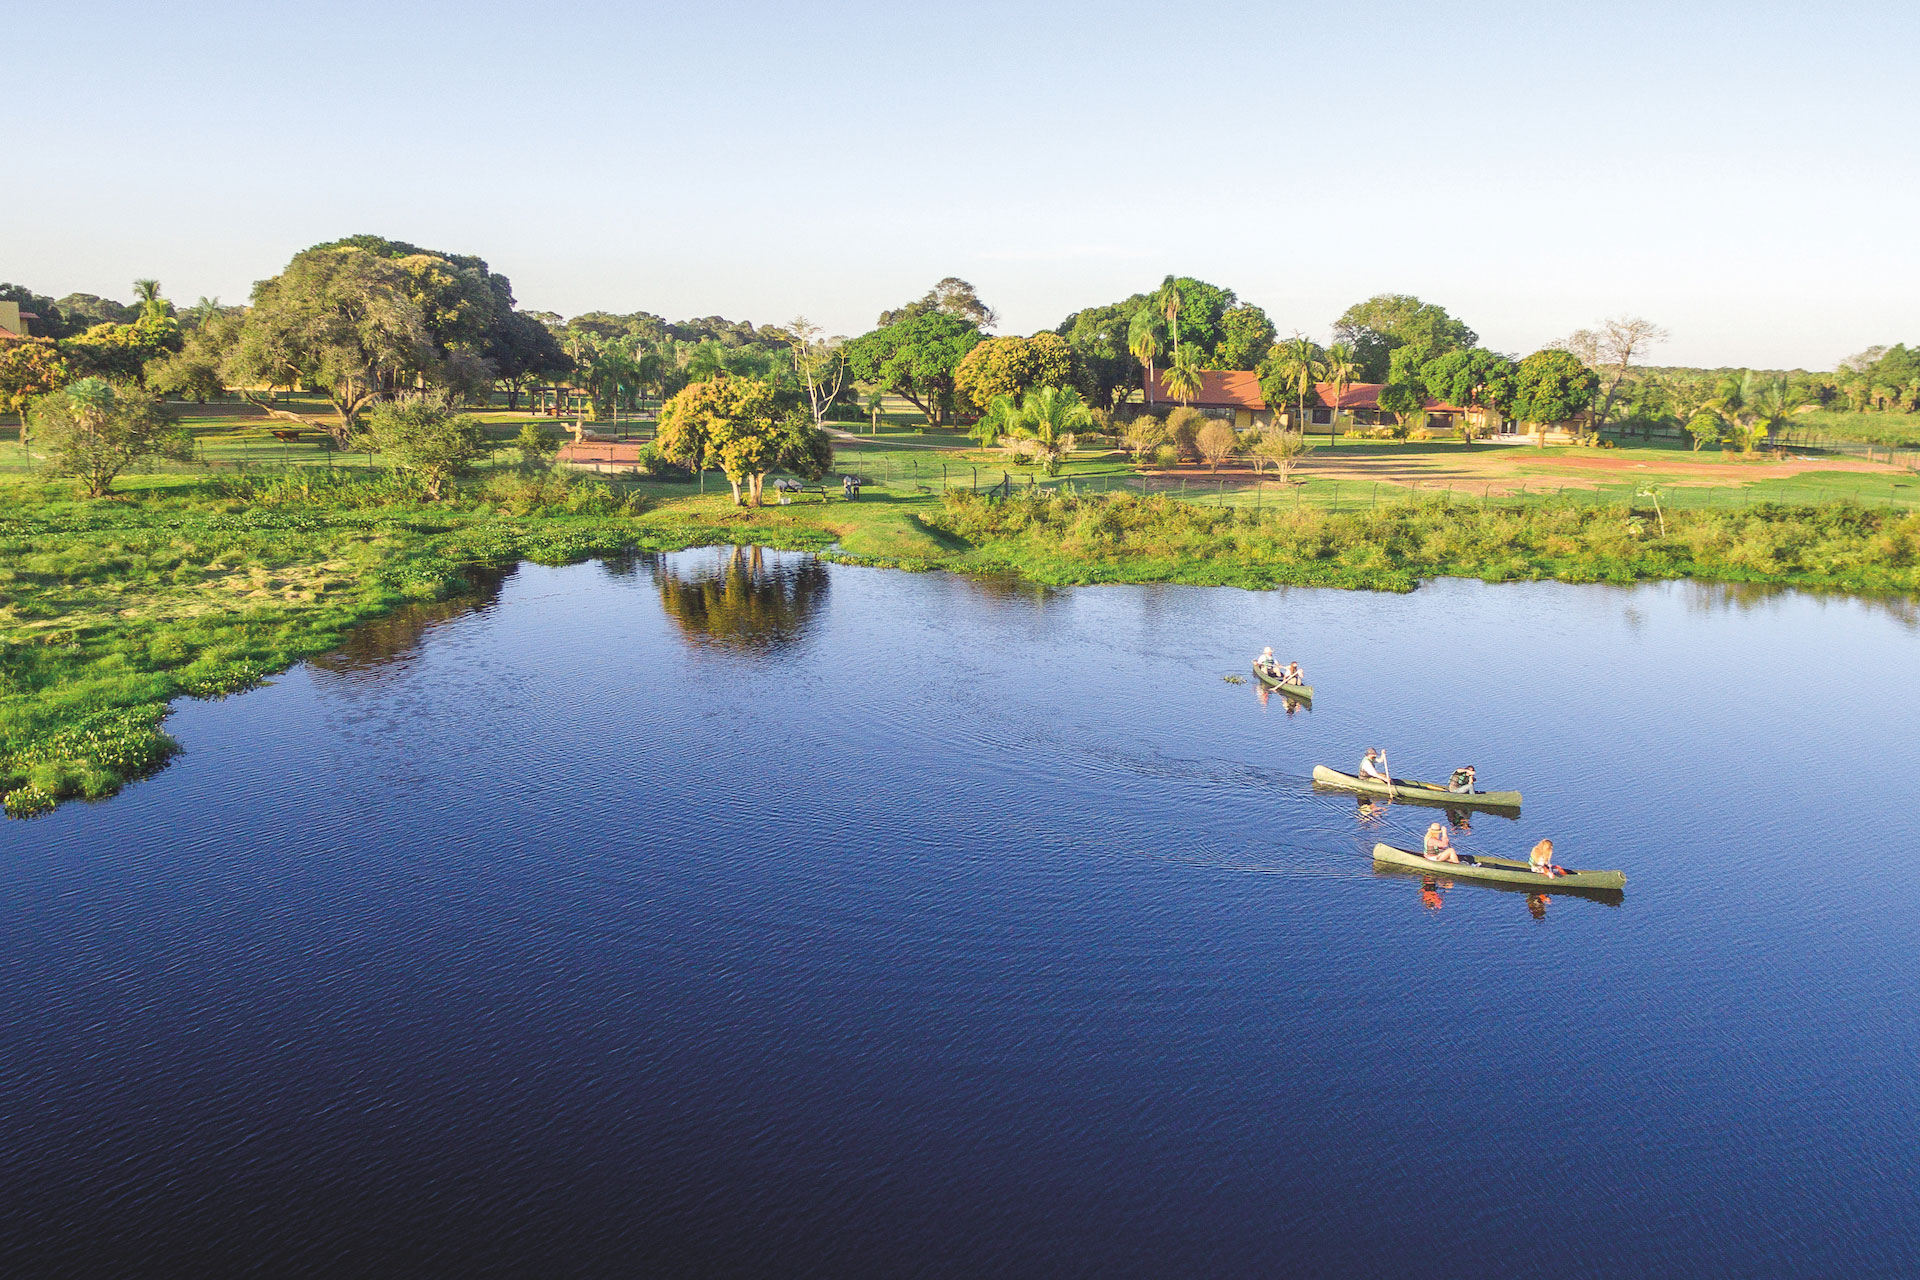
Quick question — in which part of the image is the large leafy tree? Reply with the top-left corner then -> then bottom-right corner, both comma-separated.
1418,347 -> 1516,412
1054,302 -> 1143,413
655,377 -> 830,505
146,307 -> 244,403
953,333 -> 1074,412
877,277 -> 996,329
1214,303 -> 1277,370
843,311 -> 981,426
57,314 -> 183,385
27,378 -> 192,496
488,310 -> 571,409
223,245 -> 434,447
1332,294 -> 1477,381
1510,349 -> 1599,426
1150,276 -> 1244,366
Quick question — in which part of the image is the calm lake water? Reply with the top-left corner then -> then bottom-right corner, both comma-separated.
5,549 -> 1920,1278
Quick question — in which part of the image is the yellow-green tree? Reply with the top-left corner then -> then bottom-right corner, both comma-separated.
953,333 -> 1075,412
656,378 -> 830,505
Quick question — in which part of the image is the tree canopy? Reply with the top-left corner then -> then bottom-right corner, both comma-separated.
655,377 -> 832,505
843,311 -> 981,426
223,245 -> 434,445
877,277 -> 996,330
1332,294 -> 1477,381
1054,301 -> 1142,413
1417,348 -> 1516,411
953,333 -> 1075,412
1511,349 -> 1599,425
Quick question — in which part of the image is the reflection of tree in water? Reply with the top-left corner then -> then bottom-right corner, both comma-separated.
654,546 -> 829,653
1682,580 -> 1919,629
311,565 -> 514,675
954,571 -> 1057,608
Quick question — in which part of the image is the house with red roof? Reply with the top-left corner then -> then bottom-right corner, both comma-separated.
1143,370 -> 1509,437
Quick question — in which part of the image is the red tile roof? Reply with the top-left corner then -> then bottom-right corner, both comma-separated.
1147,369 -> 1267,410
1313,382 -> 1465,413
1142,372 -> 1471,415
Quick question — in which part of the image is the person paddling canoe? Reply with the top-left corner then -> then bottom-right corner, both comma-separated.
1422,822 -> 1464,864
1529,839 -> 1569,878
1359,748 -> 1392,784
1283,661 -> 1305,687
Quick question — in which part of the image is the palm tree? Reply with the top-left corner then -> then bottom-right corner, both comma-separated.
1007,385 -> 1093,476
971,392 -> 1019,450
1157,277 -> 1185,361
1163,346 -> 1205,406
1269,336 -> 1327,435
132,279 -> 167,321
1745,374 -> 1802,452
1129,308 -> 1163,405
865,388 -> 886,435
1320,343 -> 1360,445
684,340 -> 728,383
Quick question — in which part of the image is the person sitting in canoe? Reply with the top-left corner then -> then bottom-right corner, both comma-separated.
1256,646 -> 1277,675
1422,823 -> 1462,863
1283,661 -> 1305,687
1529,839 -> 1568,878
1359,748 -> 1391,784
1447,765 -> 1477,794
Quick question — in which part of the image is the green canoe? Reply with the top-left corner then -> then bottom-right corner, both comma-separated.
1252,664 -> 1313,699
1373,843 -> 1625,891
1312,764 -> 1521,809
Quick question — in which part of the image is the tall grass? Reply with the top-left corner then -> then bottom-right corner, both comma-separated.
929,488 -> 1920,594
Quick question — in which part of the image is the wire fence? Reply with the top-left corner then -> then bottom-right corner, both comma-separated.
846,457 -> 1920,513
1766,428 -> 1920,471
4,432 -> 1917,512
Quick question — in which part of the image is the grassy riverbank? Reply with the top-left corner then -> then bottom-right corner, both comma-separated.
5,462 -> 1918,818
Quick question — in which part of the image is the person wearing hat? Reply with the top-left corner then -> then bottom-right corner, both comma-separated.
1359,748 -> 1392,784
1422,822 -> 1461,863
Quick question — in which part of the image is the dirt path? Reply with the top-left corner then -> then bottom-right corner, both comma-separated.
1284,446 -> 1904,493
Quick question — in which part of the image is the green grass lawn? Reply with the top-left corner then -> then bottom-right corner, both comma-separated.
1777,409 -> 1920,449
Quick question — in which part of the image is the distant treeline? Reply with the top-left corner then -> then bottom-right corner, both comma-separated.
4,239 -> 1912,447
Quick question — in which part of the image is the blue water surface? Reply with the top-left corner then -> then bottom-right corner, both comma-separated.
3,548 -> 1918,1278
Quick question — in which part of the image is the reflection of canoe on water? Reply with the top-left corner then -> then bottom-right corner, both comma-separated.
1313,765 -> 1521,809
1371,860 -> 1625,906
1251,665 -> 1312,699
1373,843 -> 1626,891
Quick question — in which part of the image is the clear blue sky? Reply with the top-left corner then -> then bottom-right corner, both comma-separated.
7,0 -> 1914,368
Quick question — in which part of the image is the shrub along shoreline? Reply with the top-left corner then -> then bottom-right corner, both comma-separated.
5,473 -> 1917,818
